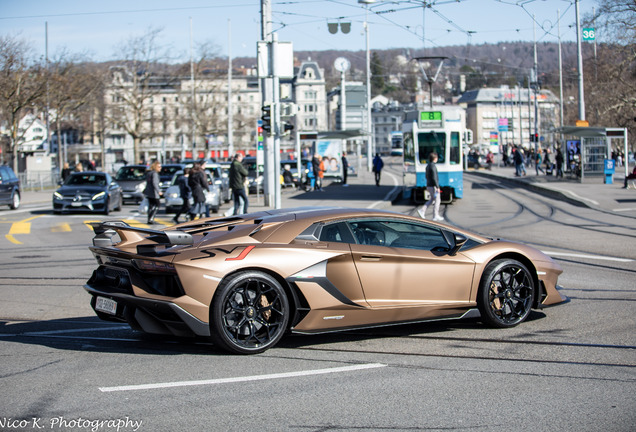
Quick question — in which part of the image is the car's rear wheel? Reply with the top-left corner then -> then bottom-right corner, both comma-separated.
210,271 -> 289,354
478,259 -> 535,328
10,191 -> 20,210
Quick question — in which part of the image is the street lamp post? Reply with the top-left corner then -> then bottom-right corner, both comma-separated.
359,0 -> 375,172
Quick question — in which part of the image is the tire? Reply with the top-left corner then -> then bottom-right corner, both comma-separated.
210,271 -> 289,354
10,191 -> 20,210
102,198 -> 110,215
477,259 -> 535,328
114,195 -> 122,211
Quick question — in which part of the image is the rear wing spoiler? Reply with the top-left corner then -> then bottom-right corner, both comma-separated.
89,221 -> 193,248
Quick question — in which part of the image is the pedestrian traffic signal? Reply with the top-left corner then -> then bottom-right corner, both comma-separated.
261,105 -> 271,133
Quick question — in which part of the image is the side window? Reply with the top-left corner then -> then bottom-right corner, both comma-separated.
0,166 -> 6,181
348,220 -> 388,246
318,222 -> 354,244
386,221 -> 449,251
349,219 -> 449,251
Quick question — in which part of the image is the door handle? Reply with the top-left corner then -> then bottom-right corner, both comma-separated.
360,255 -> 381,261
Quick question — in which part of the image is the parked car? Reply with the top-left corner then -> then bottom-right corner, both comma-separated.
85,207 -> 566,354
53,171 -> 122,215
205,163 -> 231,203
163,170 -> 221,214
158,163 -> 186,196
0,165 -> 21,210
114,165 -> 147,204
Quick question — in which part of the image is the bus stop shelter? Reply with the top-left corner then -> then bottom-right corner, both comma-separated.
555,126 -> 629,182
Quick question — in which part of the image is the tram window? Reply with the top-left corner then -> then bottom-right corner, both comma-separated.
418,132 -> 445,164
450,132 -> 460,165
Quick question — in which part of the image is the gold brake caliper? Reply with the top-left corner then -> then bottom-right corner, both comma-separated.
260,295 -> 272,320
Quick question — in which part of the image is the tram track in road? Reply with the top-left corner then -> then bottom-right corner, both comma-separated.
450,174 -> 636,241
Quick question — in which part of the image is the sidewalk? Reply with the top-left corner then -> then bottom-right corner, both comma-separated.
466,163 -> 636,217
16,159 -> 636,217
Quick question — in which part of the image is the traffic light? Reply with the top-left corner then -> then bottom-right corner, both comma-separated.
283,122 -> 294,134
261,105 -> 271,133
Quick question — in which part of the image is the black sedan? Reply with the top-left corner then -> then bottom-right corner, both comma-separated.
53,172 -> 123,215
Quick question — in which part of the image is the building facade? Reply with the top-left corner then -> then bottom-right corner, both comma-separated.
457,86 -> 560,152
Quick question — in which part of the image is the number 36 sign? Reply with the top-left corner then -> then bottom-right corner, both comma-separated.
582,28 -> 596,41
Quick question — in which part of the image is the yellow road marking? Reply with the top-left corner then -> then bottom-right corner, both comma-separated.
51,222 -> 72,232
5,215 -> 42,245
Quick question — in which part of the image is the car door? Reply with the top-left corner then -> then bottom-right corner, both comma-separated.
347,218 -> 476,308
0,166 -> 9,204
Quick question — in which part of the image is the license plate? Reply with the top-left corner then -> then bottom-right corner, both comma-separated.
71,201 -> 83,207
95,296 -> 117,315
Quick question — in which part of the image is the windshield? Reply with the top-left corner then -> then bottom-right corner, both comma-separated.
115,167 -> 146,181
65,174 -> 107,186
160,165 -> 182,178
418,132 -> 445,164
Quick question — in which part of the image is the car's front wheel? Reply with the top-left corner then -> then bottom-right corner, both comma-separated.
478,259 -> 535,328
10,191 -> 20,210
210,271 -> 289,354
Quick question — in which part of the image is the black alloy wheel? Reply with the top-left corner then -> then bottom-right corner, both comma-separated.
210,271 -> 289,354
478,259 -> 535,328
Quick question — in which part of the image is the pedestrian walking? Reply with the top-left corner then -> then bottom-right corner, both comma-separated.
417,152 -> 444,221
143,160 -> 161,224
544,149 -> 553,175
485,151 -> 494,170
513,146 -> 526,177
229,153 -> 249,215
535,150 -> 545,175
341,152 -> 349,186
312,154 -> 324,191
173,168 -> 191,223
372,153 -> 384,186
555,148 -> 564,178
188,162 -> 208,220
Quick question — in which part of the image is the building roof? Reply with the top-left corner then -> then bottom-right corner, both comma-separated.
457,87 -> 559,104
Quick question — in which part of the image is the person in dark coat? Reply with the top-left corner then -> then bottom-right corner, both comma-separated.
372,153 -> 384,186
555,148 -> 564,178
311,154 -> 323,191
172,167 -> 191,224
143,160 -> 161,224
229,153 -> 249,215
188,162 -> 208,220
341,152 -> 349,186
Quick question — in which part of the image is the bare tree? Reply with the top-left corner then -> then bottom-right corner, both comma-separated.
0,35 -> 47,172
581,0 -> 636,148
47,53 -> 104,172
105,28 -> 173,163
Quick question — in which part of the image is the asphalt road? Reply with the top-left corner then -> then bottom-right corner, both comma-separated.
0,167 -> 634,432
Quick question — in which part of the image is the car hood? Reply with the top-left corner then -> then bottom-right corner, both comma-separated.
56,185 -> 107,195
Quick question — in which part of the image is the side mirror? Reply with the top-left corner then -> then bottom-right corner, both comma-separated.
448,234 -> 468,256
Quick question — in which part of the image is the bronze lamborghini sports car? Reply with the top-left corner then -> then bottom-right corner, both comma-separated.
85,207 -> 566,354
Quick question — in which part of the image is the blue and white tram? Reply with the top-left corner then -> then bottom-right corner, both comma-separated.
402,106 -> 467,204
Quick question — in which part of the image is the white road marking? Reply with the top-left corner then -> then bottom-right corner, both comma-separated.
99,363 -> 388,392
23,326 -> 130,336
368,171 -> 399,209
542,251 -> 633,263
612,207 -> 636,212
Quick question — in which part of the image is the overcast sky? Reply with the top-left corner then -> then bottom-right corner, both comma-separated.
0,0 -> 598,62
